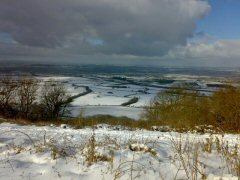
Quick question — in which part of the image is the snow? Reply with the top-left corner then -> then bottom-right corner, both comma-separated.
35,75 -> 224,119
37,76 -> 162,119
207,174 -> 238,180
0,123 -> 239,180
71,93 -> 128,106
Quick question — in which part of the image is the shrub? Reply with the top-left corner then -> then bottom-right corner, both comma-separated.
211,87 -> 240,131
143,85 -> 209,128
39,80 -> 71,120
143,84 -> 240,132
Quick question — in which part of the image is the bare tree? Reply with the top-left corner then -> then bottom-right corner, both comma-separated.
16,77 -> 38,118
40,80 -> 71,120
0,76 -> 18,117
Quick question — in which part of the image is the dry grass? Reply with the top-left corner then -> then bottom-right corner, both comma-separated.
68,115 -> 151,130
81,128 -> 118,167
169,133 -> 240,179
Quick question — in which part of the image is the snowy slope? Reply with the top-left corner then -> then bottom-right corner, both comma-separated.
0,123 -> 239,180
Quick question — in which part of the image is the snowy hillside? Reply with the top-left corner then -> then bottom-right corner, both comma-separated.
0,123 -> 239,180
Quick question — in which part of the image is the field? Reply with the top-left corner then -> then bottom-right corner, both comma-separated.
37,74 -> 230,119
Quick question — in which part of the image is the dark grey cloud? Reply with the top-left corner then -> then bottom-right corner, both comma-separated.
2,38 -> 240,67
0,0 -> 210,56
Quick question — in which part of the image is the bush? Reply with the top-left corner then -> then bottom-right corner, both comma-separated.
211,87 -> 240,131
143,84 -> 240,132
39,80 -> 71,120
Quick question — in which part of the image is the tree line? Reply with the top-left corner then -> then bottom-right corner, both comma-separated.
0,76 -> 71,120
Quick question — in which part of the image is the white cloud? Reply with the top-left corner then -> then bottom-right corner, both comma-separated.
168,40 -> 240,59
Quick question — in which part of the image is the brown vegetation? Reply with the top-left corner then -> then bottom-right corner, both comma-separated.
142,84 -> 240,132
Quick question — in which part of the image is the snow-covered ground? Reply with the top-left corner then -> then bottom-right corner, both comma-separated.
0,123 -> 239,180
37,75 -> 223,119
38,76 -> 164,119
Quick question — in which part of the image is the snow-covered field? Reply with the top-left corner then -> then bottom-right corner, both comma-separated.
38,75 -> 222,119
0,123 -> 239,180
38,75 -> 164,119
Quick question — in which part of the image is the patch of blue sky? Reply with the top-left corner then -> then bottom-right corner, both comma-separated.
0,32 -> 17,44
86,38 -> 104,46
196,0 -> 240,40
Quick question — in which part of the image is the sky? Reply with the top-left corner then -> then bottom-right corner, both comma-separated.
197,0 -> 240,40
0,0 -> 240,67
